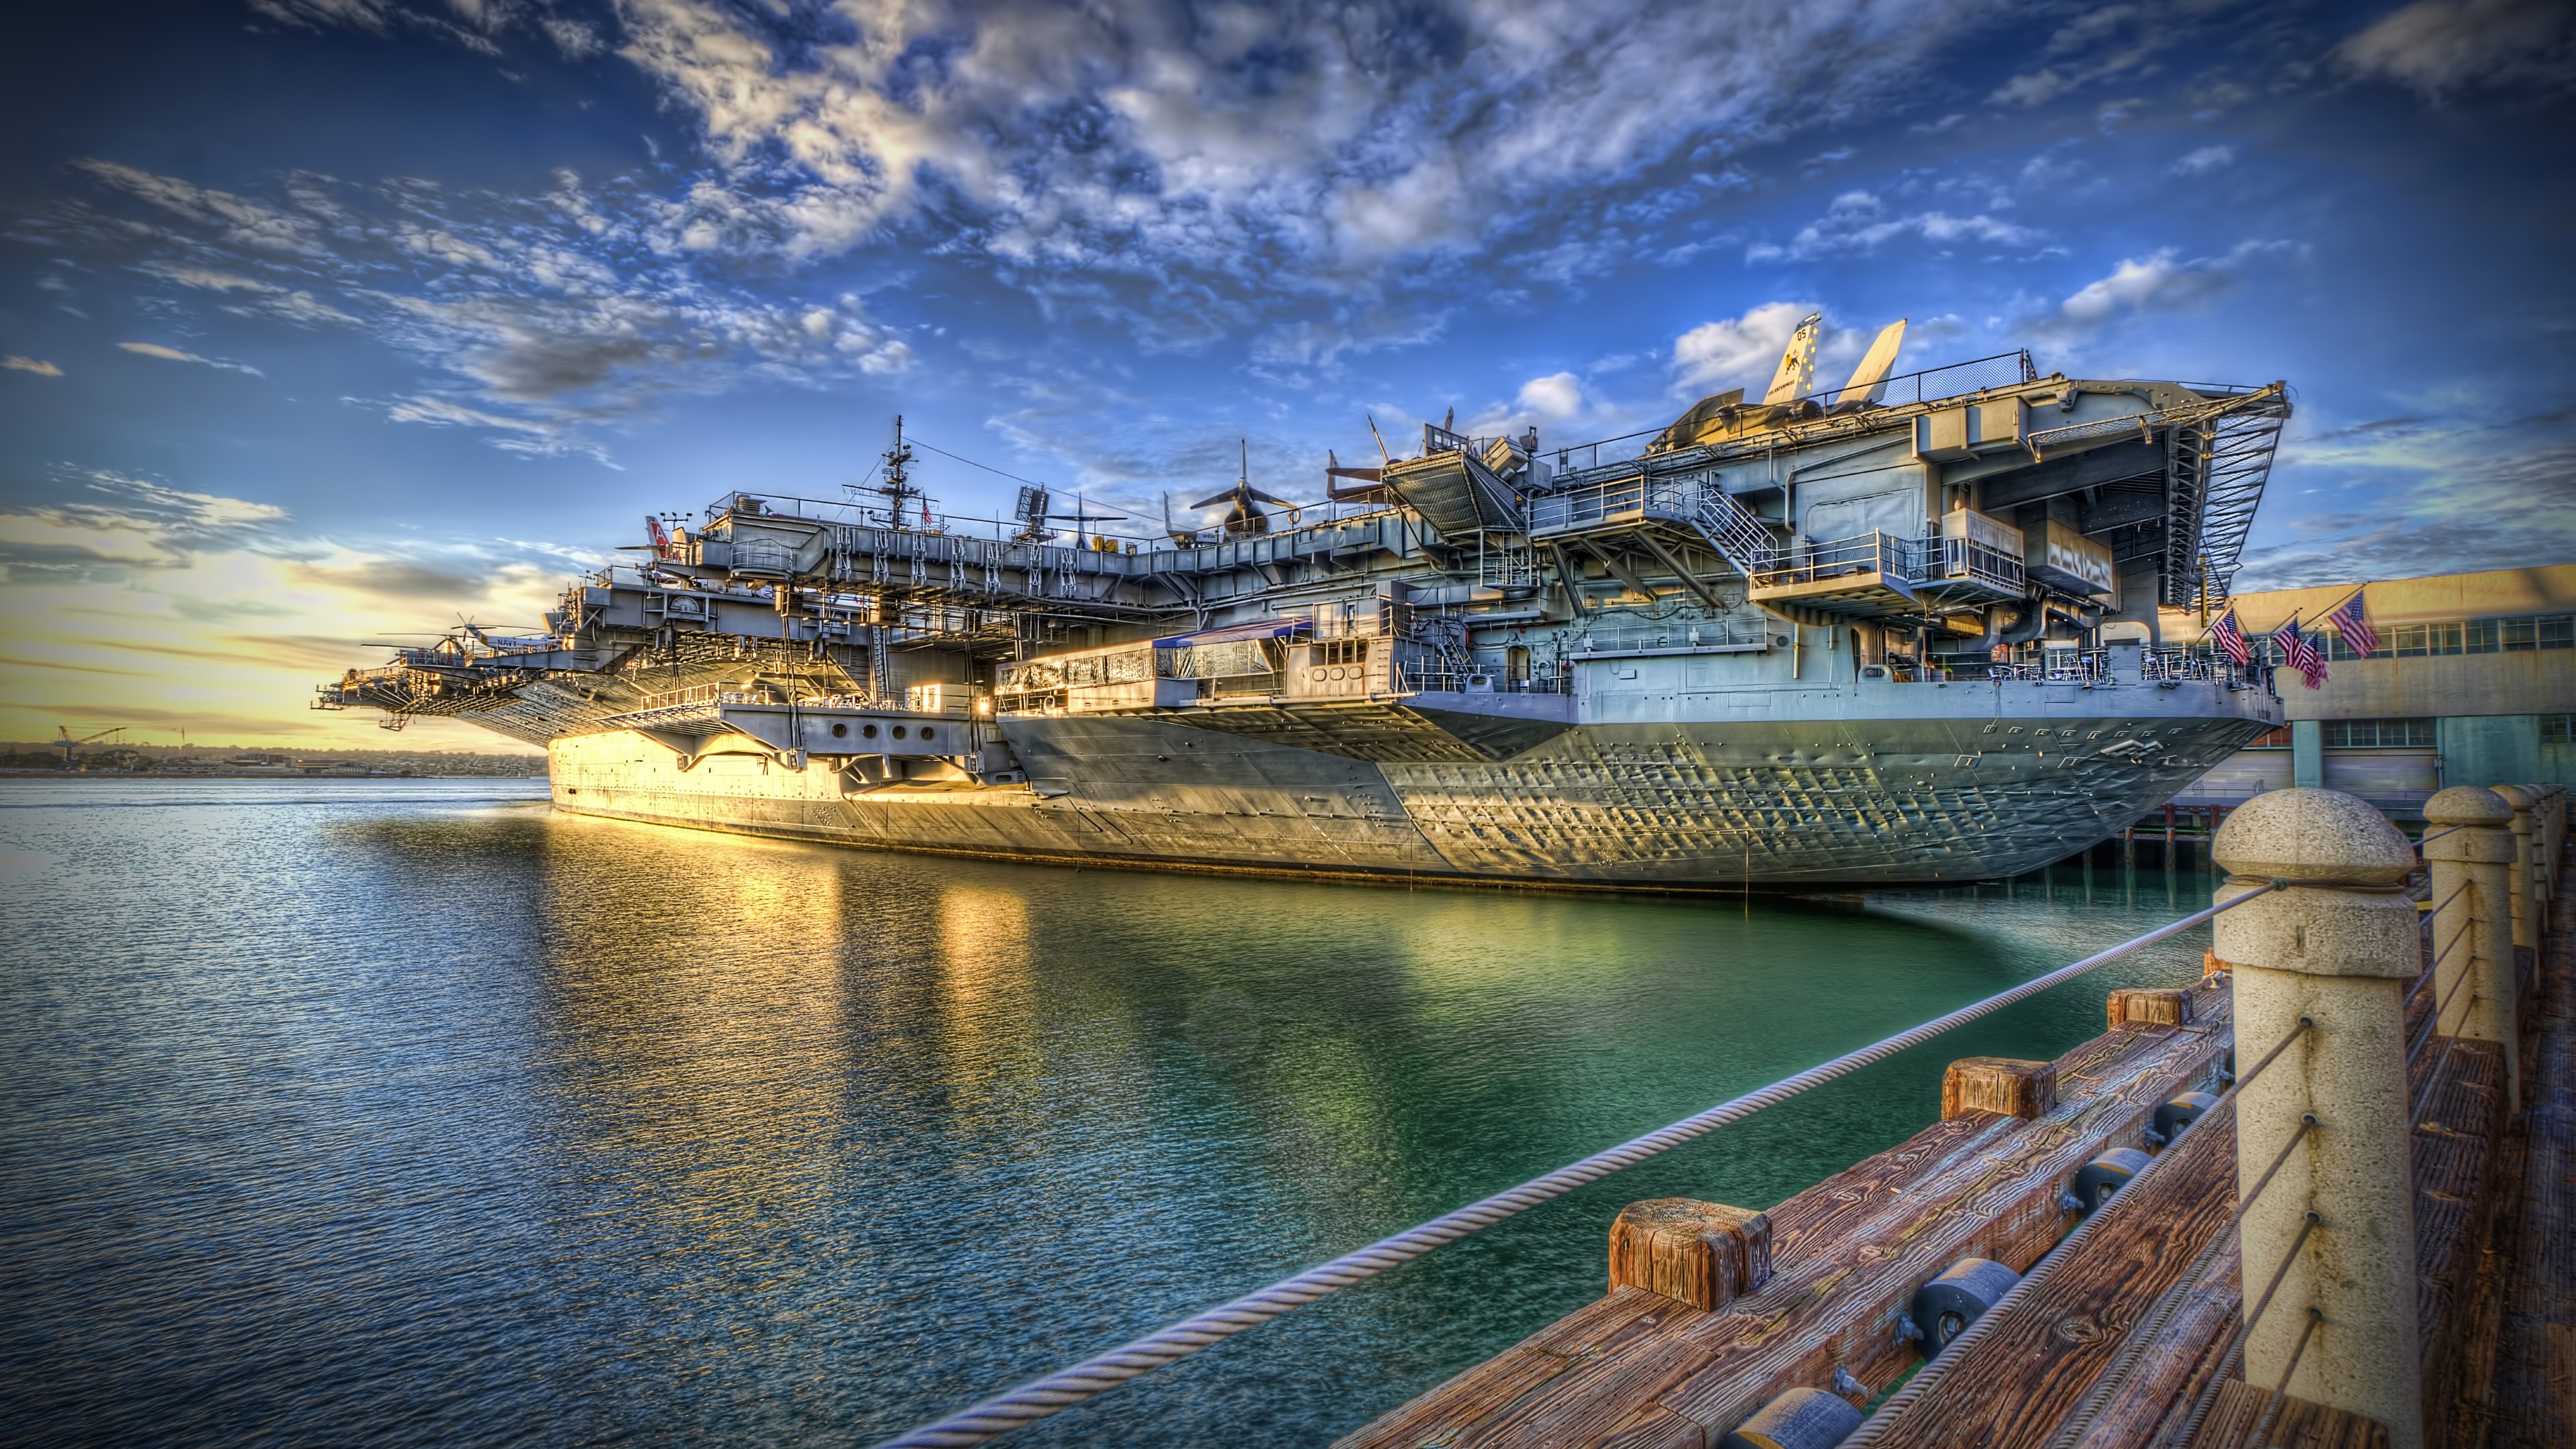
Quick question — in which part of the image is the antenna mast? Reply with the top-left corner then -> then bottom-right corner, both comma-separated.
877,415 -> 924,528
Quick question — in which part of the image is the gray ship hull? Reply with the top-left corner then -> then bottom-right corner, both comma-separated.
547,680 -> 2275,888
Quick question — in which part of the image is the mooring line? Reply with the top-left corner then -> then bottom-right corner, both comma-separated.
872,885 -> 2280,1447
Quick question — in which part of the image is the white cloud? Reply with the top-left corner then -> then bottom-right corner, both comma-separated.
2037,240 -> 2296,341
1746,190 -> 2043,263
0,470 -> 289,578
4,357 -> 62,377
1516,373 -> 1585,422
586,0 -> 2021,290
117,341 -> 264,375
76,160 -> 324,256
0,466 -> 570,749
1671,303 -> 1816,393
2173,144 -> 2237,174
46,162 -> 916,462
2334,0 -> 2576,98
2238,416 -> 2576,588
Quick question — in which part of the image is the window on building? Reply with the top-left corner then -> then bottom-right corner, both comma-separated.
2540,614 -> 2574,649
2324,631 -> 2371,661
2465,619 -> 2502,653
2245,725 -> 2292,749
2318,718 -> 2436,749
2544,714 -> 2575,746
2390,623 -> 2465,656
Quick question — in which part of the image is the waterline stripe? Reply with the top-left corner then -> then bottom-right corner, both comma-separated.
875,887 -> 2274,1447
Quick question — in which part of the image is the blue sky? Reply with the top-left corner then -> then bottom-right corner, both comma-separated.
3,0 -> 2573,746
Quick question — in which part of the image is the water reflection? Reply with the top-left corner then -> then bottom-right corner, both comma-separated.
1,780 -> 2222,1448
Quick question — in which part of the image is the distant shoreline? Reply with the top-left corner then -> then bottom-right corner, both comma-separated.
0,768 -> 547,780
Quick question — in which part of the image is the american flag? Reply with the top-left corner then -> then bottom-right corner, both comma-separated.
2328,589 -> 2378,657
2210,606 -> 2250,666
2280,616 -> 2328,690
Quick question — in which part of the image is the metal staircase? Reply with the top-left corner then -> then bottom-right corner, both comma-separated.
1691,485 -> 1778,578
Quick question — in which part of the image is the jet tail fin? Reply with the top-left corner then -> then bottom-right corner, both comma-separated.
1837,318 -> 1907,406
1762,312 -> 1824,405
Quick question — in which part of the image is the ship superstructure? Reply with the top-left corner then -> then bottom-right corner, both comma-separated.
321,335 -> 2292,886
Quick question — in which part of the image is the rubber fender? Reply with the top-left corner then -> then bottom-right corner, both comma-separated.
2153,1090 -> 2222,1144
2070,1146 -> 2153,1214
1909,1256 -> 2022,1360
1720,1386 -> 1865,1449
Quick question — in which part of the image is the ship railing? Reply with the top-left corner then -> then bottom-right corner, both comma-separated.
1544,351 -> 2040,472
2141,647 -> 2262,687
1576,621 -> 1770,653
1919,534 -> 2025,593
1978,652 -> 2107,684
1396,666 -> 1570,695
1525,474 -> 1693,535
1750,530 -> 1924,590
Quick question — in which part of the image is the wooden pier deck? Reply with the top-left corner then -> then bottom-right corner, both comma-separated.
1337,849 -> 2575,1449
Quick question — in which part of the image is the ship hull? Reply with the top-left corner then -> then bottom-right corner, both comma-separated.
546,700 -> 2273,888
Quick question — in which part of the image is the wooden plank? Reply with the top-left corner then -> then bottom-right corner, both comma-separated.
1647,981 -> 2236,1440
2411,1035 -> 2506,1440
1860,1091 -> 2242,1449
2188,1378 -> 2393,1449
2066,1246 -> 2243,1449
1334,976 -> 2231,1449
2491,853 -> 2576,1446
1450,1308 -> 1762,1449
2433,1073 -> 2525,1449
1333,1289 -> 1696,1449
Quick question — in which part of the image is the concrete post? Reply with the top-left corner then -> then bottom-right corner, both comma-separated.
2493,785 -> 2539,955
2422,787 -> 2519,1110
2212,788 -> 2423,1448
2291,719 -> 2324,790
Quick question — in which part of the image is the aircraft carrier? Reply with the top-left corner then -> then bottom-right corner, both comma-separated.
319,323 -> 2292,888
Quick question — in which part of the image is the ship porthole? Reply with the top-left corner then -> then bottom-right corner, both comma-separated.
1310,667 -> 1328,683
862,724 -> 879,739
920,727 -> 936,742
892,725 -> 908,739
831,722 -> 849,738
1330,667 -> 1345,680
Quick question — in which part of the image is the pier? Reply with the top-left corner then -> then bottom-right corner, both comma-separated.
1333,784 -> 2567,1449
877,782 -> 2569,1447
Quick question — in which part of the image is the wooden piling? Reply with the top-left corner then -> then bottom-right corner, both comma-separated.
1941,1057 -> 2059,1120
1607,1199 -> 1772,1312
2106,987 -> 2194,1030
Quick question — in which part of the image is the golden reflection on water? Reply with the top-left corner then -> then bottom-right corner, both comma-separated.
534,816 -> 853,1246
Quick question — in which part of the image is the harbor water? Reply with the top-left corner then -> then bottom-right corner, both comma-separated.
1,778 -> 2222,1446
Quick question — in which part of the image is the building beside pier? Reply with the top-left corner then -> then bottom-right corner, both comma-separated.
2171,563 -> 2576,817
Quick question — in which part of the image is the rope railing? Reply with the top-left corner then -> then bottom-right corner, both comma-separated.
2245,1307 -> 2326,1448
2240,1210 -> 2322,1344
2407,955 -> 2478,1071
2405,913 -> 2472,1010
870,888 -> 2282,1448
2236,1115 -> 2315,1223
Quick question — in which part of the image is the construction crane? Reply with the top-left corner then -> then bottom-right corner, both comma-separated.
52,726 -> 125,769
